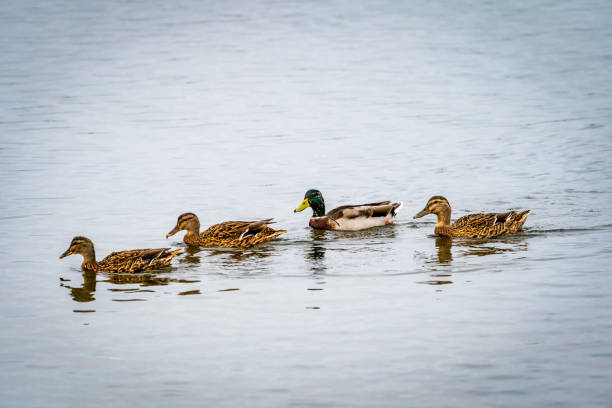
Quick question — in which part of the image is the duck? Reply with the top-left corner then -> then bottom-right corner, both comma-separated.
294,189 -> 403,231
60,236 -> 182,273
166,213 -> 286,248
413,196 -> 530,238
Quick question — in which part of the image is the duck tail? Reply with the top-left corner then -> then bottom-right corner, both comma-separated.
240,229 -> 287,247
168,248 -> 183,257
239,219 -> 275,240
391,201 -> 403,216
154,248 -> 182,261
508,210 -> 531,233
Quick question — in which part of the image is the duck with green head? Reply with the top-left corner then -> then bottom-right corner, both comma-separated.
294,189 -> 403,231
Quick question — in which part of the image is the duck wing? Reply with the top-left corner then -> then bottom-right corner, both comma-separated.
326,201 -> 394,220
201,221 -> 253,239
199,219 -> 285,247
452,211 -> 526,238
99,248 -> 182,273
239,218 -> 277,239
453,213 -> 497,228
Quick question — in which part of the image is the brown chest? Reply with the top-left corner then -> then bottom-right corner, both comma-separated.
184,234 -> 202,246
309,217 -> 338,230
81,261 -> 99,272
434,225 -> 455,238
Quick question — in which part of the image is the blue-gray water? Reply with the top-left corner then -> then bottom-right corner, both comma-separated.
1,1 -> 611,407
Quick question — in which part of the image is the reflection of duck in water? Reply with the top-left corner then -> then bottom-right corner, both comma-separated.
429,236 -> 529,267
414,196 -> 530,238
306,229 -> 327,274
102,272 -> 174,286
308,242 -> 326,261
202,246 -> 277,274
60,271 -> 97,302
177,245 -> 202,266
435,237 -> 453,264
60,270 -> 185,302
457,239 -> 529,257
206,245 -> 275,262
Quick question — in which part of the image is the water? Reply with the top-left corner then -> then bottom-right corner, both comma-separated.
1,0 -> 611,406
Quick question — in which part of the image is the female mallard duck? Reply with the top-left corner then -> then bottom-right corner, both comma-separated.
60,236 -> 181,273
166,213 -> 286,248
294,189 -> 403,231
413,196 -> 530,238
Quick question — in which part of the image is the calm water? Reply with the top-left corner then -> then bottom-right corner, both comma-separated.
1,0 -> 611,406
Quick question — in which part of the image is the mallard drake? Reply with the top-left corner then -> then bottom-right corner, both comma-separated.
413,196 -> 530,238
60,236 -> 181,273
166,213 -> 286,248
294,189 -> 403,231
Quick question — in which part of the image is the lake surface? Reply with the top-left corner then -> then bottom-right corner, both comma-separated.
1,0 -> 611,406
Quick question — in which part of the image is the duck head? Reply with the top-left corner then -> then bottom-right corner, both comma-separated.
414,196 -> 452,225
60,236 -> 96,262
294,189 -> 326,217
167,212 -> 201,238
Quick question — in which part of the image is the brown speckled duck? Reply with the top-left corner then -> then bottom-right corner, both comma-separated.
413,196 -> 530,238
294,189 -> 403,231
60,236 -> 181,273
166,213 -> 286,248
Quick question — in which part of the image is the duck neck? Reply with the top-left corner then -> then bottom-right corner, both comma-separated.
80,247 -> 98,270
184,223 -> 201,242
434,205 -> 452,226
310,198 -> 326,217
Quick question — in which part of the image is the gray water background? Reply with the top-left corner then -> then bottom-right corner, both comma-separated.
1,0 -> 611,407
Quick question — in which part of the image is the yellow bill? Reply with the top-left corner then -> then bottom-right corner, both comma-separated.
294,198 -> 310,212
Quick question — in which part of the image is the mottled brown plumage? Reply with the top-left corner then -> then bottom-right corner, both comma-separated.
167,213 -> 286,248
60,236 -> 181,273
414,196 -> 530,238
